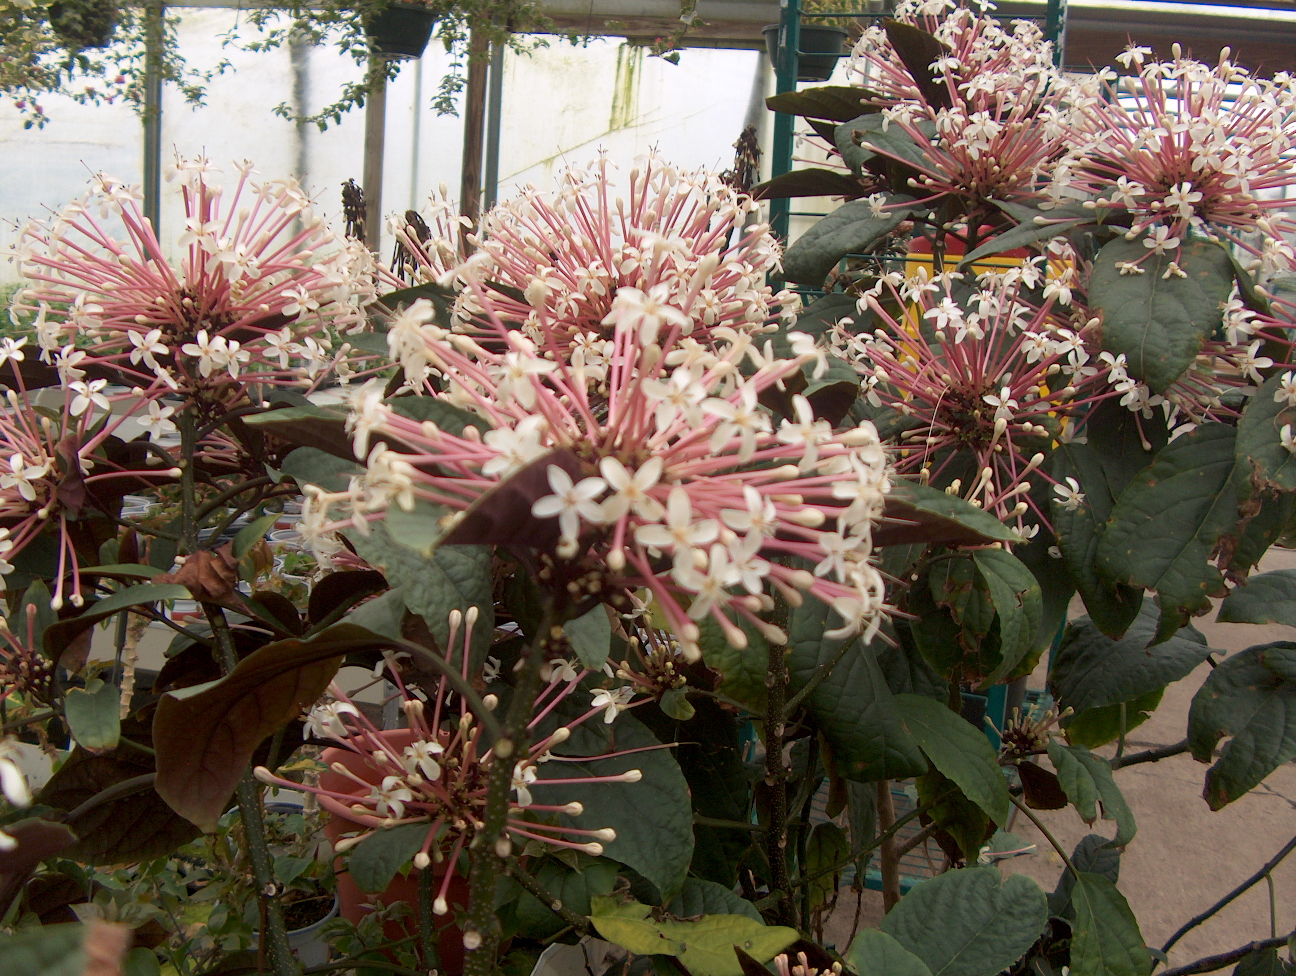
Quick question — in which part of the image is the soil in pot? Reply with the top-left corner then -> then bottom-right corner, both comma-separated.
282,892 -> 334,931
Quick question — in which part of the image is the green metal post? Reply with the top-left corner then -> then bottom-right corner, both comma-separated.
142,0 -> 164,236
769,0 -> 801,242
1045,0 -> 1067,68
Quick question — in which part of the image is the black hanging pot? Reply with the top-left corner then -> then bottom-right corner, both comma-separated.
48,0 -> 119,51
762,24 -> 848,83
365,2 -> 438,61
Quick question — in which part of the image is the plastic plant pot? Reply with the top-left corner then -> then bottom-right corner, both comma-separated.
365,3 -> 438,61
762,24 -> 849,83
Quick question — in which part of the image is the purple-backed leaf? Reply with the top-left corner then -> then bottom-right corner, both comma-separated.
153,623 -> 393,831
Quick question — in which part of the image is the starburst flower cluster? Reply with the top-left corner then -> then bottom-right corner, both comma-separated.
420,156 -> 792,366
305,275 -> 892,659
255,608 -> 645,916
0,357 -> 180,606
1071,45 -> 1296,263
10,156 -> 378,396
845,0 -> 1077,208
836,265 -> 1118,531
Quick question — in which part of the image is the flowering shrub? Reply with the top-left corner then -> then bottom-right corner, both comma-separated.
5,23 -> 1296,975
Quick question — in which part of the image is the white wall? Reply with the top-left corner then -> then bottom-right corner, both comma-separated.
0,13 -> 770,279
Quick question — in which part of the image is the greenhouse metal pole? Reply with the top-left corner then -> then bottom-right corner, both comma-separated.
460,25 -> 491,236
769,0 -> 800,243
1045,0 -> 1067,67
363,57 -> 388,253
483,41 -> 505,211
143,0 -> 165,235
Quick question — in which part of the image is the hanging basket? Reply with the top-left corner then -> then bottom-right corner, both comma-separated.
48,0 -> 119,51
364,3 -> 438,61
762,24 -> 848,83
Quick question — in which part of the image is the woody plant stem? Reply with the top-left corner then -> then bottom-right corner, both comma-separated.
178,405 -> 300,976
462,598 -> 566,976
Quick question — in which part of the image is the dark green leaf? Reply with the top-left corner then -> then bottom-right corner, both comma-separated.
233,513 -> 279,560
961,207 -> 1087,267
1237,371 -> 1296,491
878,480 -> 1021,548
1088,237 -> 1234,393
279,446 -> 363,493
834,113 -> 882,176
78,583 -> 191,619
851,114 -> 940,176
1065,688 -> 1165,749
349,823 -> 432,892
881,866 -> 1048,976
765,85 -> 874,121
1051,440 -> 1145,638
514,856 -> 618,939
848,929 -> 934,976
124,947 -> 163,976
1069,873 -> 1152,976
806,822 -> 850,911
347,522 -> 493,671
341,586 -> 406,640
386,396 -> 491,438
1050,602 -> 1214,716
782,195 -> 915,287
1188,642 -> 1296,810
272,855 -> 313,886
564,604 -> 612,670
972,549 -> 1042,688
789,596 -> 926,782
895,694 -> 1009,825
696,612 -> 768,711
659,687 -> 695,722
752,169 -> 868,201
1049,834 -> 1122,917
532,708 -> 693,901
1097,423 -> 1242,642
883,20 -> 952,109
1046,741 -> 1136,847
21,580 -> 59,649
64,679 -> 121,753
243,403 -> 353,460
667,878 -> 762,922
1220,569 -> 1296,626
1234,948 -> 1295,976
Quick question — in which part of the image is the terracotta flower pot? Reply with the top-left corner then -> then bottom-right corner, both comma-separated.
319,728 -> 468,972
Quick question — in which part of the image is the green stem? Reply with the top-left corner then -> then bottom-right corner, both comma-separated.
1158,932 -> 1296,976
417,861 -> 440,973
0,709 -> 56,733
462,600 -> 564,976
1159,834 -> 1296,961
1008,794 -> 1077,878
1111,738 -> 1189,769
506,856 -> 592,933
784,635 -> 858,713
762,597 -> 795,928
207,601 -> 300,976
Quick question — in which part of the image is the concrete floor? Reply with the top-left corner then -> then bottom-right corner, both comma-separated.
828,548 -> 1296,967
